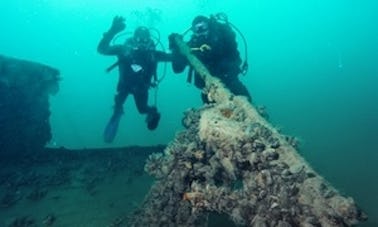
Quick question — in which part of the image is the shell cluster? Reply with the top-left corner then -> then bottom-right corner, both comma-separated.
129,99 -> 367,226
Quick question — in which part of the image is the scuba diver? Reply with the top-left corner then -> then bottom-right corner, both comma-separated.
98,16 -> 171,143
169,14 -> 252,103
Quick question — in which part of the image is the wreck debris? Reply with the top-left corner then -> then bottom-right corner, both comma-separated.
128,37 -> 367,226
0,55 -> 60,154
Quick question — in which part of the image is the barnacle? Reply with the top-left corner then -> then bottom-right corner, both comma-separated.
220,108 -> 233,118
193,150 -> 205,160
182,192 -> 203,201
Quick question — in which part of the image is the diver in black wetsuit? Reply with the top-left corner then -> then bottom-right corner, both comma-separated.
169,15 -> 251,103
98,16 -> 171,143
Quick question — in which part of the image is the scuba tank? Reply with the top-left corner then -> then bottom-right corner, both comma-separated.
210,12 -> 249,75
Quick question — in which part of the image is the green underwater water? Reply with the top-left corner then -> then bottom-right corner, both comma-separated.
0,0 -> 377,225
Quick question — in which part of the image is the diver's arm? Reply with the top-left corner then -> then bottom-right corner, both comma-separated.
154,50 -> 187,73
97,16 -> 125,55
97,31 -> 123,55
155,51 -> 173,62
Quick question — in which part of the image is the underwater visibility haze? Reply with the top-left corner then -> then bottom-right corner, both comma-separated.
0,0 -> 377,226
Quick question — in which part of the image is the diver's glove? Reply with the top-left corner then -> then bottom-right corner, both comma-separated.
108,16 -> 126,34
168,33 -> 182,51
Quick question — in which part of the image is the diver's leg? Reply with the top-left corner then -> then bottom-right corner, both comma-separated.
103,90 -> 129,143
113,91 -> 127,116
134,88 -> 160,130
134,87 -> 150,114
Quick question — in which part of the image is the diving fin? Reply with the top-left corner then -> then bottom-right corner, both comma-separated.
146,109 -> 161,131
103,112 -> 122,143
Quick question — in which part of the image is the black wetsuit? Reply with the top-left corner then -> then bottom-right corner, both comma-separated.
98,31 -> 171,117
172,19 -> 251,102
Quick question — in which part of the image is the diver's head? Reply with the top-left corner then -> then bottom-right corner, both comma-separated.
192,15 -> 210,39
133,26 -> 153,50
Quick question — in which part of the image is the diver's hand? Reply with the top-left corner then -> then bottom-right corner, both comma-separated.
109,16 -> 125,34
168,33 -> 182,51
